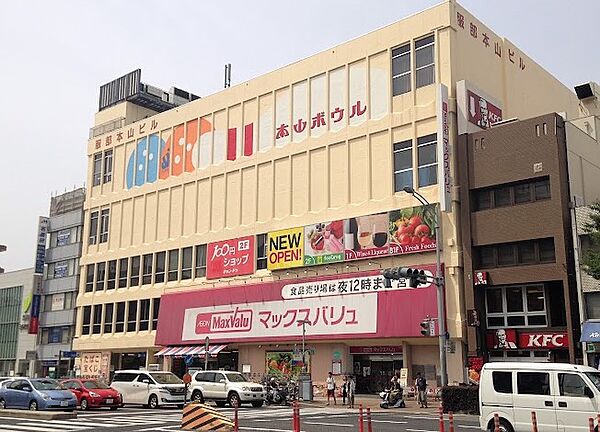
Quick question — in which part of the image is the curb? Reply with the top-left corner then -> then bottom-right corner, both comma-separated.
0,409 -> 77,420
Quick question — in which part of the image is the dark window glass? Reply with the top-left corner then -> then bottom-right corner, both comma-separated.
417,134 -> 437,187
526,286 -> 545,312
85,264 -> 95,292
478,246 -> 495,268
112,373 -> 137,382
127,300 -> 137,332
517,372 -> 550,395
182,247 -> 193,280
494,187 -> 511,207
103,150 -> 113,183
538,238 -> 555,262
195,245 -> 207,278
534,179 -> 551,200
559,373 -> 588,397
118,258 -> 128,288
130,256 -> 140,286
393,75 -> 411,96
92,153 -> 102,186
95,262 -> 105,291
492,372 -> 512,394
497,244 -> 516,266
152,298 -> 160,331
142,254 -> 153,285
393,140 -> 413,192
475,190 -> 492,211
92,304 -> 102,334
139,299 -> 150,331
99,209 -> 110,243
518,242 -> 536,264
486,288 -> 503,314
115,302 -> 125,333
89,211 -> 99,245
392,43 -> 411,96
514,183 -> 531,204
507,316 -> 526,326
104,303 -> 113,333
107,260 -> 117,290
82,306 -> 91,335
168,249 -> 179,281
506,287 -> 524,312
528,315 -> 547,326
488,316 -> 505,327
257,234 -> 267,270
155,252 -> 166,283
415,35 -> 434,88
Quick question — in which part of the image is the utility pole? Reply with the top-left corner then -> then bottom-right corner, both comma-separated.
297,320 -> 310,373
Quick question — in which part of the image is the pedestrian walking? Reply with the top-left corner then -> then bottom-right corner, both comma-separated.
415,372 -> 428,408
342,375 -> 348,405
326,372 -> 337,406
347,375 -> 356,409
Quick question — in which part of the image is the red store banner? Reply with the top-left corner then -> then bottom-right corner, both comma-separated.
518,331 -> 569,349
206,235 -> 255,279
156,264 -> 439,346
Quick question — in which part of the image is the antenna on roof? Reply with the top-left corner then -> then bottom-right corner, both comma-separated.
224,63 -> 231,88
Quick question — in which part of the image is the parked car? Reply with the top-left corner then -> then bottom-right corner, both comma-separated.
0,378 -> 76,411
188,371 -> 265,408
479,362 -> 600,432
61,378 -> 121,410
110,370 -> 185,408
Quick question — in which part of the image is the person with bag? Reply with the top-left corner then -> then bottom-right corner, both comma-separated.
415,372 -> 428,408
326,372 -> 337,405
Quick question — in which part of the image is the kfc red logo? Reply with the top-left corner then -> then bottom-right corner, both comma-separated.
195,308 -> 253,335
519,332 -> 568,349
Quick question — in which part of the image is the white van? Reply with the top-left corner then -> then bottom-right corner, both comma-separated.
110,370 -> 185,409
479,362 -> 600,432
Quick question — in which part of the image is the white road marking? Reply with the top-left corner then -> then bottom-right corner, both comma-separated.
304,421 -> 353,427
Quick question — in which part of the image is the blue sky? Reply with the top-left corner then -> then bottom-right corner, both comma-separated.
1,0 -> 599,271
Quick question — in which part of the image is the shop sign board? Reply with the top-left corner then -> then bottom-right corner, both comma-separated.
206,235 -> 255,279
518,332 -> 569,349
437,83 -> 451,213
80,352 -> 110,380
156,265 -> 438,346
349,346 -> 403,354
304,221 -> 344,266
267,227 -> 304,270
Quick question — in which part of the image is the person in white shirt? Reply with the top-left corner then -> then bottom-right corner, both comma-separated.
326,372 -> 337,406
347,375 -> 356,409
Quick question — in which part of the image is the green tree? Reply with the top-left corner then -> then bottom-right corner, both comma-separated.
583,202 -> 600,280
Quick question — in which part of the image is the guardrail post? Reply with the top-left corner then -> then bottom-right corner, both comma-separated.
359,404 -> 364,432
448,411 -> 454,432
439,405 -> 445,432
234,402 -> 239,432
589,417 -> 595,432
531,411 -> 538,432
366,407 -> 373,432
494,413 -> 500,432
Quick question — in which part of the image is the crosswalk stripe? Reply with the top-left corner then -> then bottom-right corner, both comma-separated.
18,420 -> 91,430
2,424 -> 76,432
41,419 -> 121,428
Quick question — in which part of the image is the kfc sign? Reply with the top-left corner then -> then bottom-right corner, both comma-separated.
467,90 -> 502,129
206,235 -> 255,279
519,332 -> 569,349
474,271 -> 489,286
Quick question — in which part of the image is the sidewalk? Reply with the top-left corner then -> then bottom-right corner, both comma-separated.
299,394 -> 444,414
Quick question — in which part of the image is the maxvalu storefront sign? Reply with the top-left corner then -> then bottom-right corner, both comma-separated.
155,265 -> 437,345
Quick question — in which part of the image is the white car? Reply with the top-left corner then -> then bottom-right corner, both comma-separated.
110,370 -> 185,409
188,371 -> 265,408
479,362 -> 600,432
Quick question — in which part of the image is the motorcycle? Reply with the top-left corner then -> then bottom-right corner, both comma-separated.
263,377 -> 289,406
379,387 -> 406,409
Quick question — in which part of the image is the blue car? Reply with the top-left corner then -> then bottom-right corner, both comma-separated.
0,378 -> 77,411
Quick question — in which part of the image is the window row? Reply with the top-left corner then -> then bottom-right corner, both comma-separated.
492,370 -> 600,398
46,258 -> 79,280
392,34 -> 435,96
84,235 -> 269,292
39,326 -> 73,345
393,133 -> 438,192
474,177 -> 551,211
475,238 -> 555,269
48,226 -> 82,248
41,292 -> 76,313
81,298 -> 160,335
89,208 -> 110,245
485,285 -> 547,328
92,150 -> 113,186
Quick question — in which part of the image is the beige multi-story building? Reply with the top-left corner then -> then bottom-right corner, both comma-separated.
74,0 -> 580,391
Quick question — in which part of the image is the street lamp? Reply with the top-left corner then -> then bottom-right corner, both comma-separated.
297,320 -> 311,373
401,186 -> 448,387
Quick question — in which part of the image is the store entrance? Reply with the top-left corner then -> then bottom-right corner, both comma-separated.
172,351 -> 239,378
353,355 -> 403,394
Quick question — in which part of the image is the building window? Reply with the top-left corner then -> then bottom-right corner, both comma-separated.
127,300 -> 138,332
155,252 -> 166,283
256,234 -> 268,270
104,303 -> 114,334
118,258 -> 128,288
194,245 -> 207,278
392,43 -> 411,95
103,150 -> 113,183
130,256 -> 140,286
92,152 -> 102,186
82,305 -> 91,335
534,178 -> 551,200
494,186 -> 512,207
107,260 -> 116,290
473,177 -> 551,211
48,327 -> 63,344
99,209 -> 110,243
85,264 -> 95,292
586,292 -> 600,320
53,260 -> 69,279
89,211 -> 99,245
168,249 -> 179,282
182,247 -> 193,280
115,302 -> 125,333
139,299 -> 150,331
152,298 -> 160,331
417,133 -> 437,187
95,262 -> 105,291
485,285 -> 547,328
415,35 -> 435,88
92,304 -> 102,335
142,254 -> 153,285
393,139 -> 413,192
475,238 -> 555,269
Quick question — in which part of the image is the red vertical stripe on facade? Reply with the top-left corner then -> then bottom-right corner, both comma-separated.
227,128 -> 237,161
172,124 -> 185,176
244,123 -> 254,156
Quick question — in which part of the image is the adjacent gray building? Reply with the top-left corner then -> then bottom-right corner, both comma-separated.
37,188 -> 85,378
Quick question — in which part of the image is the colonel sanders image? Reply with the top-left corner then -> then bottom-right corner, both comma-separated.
478,97 -> 490,129
494,329 -> 517,349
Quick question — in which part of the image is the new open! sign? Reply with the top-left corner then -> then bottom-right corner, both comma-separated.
267,227 -> 304,270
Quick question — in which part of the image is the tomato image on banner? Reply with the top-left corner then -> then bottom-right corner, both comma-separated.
388,204 -> 437,254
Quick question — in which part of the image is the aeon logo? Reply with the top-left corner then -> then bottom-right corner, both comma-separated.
195,307 -> 253,334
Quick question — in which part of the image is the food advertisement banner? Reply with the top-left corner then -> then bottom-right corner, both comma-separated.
156,264 -> 438,345
207,235 -> 255,279
266,352 -> 306,378
304,221 -> 344,266
267,227 -> 304,270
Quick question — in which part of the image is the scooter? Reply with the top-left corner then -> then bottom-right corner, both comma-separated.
264,378 -> 289,406
379,387 -> 406,409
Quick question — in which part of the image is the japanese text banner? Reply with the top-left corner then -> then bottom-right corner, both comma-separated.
206,235 -> 255,279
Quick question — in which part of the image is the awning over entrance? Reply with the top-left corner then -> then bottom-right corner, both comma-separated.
581,322 -> 600,342
155,345 -> 227,357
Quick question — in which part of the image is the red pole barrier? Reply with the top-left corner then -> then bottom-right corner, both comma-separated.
366,407 -> 373,432
448,411 -> 454,432
294,401 -> 300,432
494,414 -> 500,432
531,411 -> 537,432
234,402 -> 239,432
439,405 -> 445,432
297,400 -> 301,432
359,404 -> 364,432
589,417 -> 595,432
